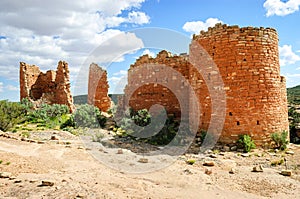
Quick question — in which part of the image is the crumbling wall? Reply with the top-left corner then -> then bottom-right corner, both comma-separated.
124,24 -> 289,146
88,63 -> 111,112
124,51 -> 190,118
19,61 -> 75,112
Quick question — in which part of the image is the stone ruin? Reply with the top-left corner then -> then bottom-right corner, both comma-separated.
88,63 -> 111,112
121,24 -> 289,146
19,61 -> 75,112
19,61 -> 112,113
18,23 -> 290,146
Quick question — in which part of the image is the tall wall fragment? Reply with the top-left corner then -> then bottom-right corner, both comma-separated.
88,63 -> 111,112
19,61 -> 75,112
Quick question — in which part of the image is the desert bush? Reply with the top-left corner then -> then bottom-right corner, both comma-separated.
131,109 -> 151,127
28,103 -> 69,122
186,159 -> 196,165
97,113 -> 107,128
237,134 -> 256,153
0,100 -> 27,131
60,115 -> 75,129
72,104 -> 106,128
114,108 -> 180,145
92,132 -> 105,142
145,115 -> 178,145
20,98 -> 34,113
271,131 -> 289,150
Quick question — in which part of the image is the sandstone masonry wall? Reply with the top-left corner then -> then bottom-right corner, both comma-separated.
124,24 -> 289,146
20,61 -> 74,112
124,51 -> 190,118
88,63 -> 111,112
192,24 -> 289,145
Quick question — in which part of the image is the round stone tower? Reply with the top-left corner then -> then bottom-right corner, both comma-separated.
191,23 -> 289,145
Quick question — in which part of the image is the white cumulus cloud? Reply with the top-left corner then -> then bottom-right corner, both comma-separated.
264,0 -> 300,17
279,45 -> 300,66
182,18 -> 223,35
141,49 -> 156,58
0,0 -> 149,87
108,70 -> 128,94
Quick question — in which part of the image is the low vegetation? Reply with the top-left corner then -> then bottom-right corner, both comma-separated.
61,104 -> 107,129
114,108 -> 180,146
0,100 -> 28,131
271,131 -> 289,151
0,99 -> 108,135
237,134 -> 256,153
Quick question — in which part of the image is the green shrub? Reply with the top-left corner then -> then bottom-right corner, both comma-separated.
117,109 -> 180,145
92,132 -> 105,142
107,105 -> 117,116
237,134 -> 256,153
97,114 -> 107,128
186,159 -> 196,165
20,98 -> 34,112
200,130 -> 207,142
271,158 -> 284,166
60,115 -> 76,129
145,115 -> 178,145
72,104 -> 106,128
28,103 -> 69,122
0,100 -> 27,131
271,131 -> 289,151
131,109 -> 151,127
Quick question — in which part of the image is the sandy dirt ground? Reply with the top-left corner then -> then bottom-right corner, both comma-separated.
0,130 -> 300,199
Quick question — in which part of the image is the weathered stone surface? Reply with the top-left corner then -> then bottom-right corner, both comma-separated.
252,165 -> 264,172
209,154 -> 217,158
0,172 -> 12,178
229,168 -> 236,174
280,170 -> 292,176
203,161 -> 215,166
41,180 -> 55,187
88,63 -> 111,112
138,158 -> 148,163
121,24 -> 289,146
285,150 -> 294,155
20,61 -> 75,112
205,168 -> 212,175
241,153 -> 250,157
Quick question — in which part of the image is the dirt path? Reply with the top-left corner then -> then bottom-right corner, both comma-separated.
0,131 -> 299,199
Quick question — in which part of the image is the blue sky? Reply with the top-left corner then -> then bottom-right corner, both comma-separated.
0,0 -> 300,101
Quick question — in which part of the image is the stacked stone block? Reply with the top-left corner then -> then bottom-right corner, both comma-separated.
19,61 -> 75,112
124,51 -> 190,119
192,24 -> 289,145
88,63 -> 111,112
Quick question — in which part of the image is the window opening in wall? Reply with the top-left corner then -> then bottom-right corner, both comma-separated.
229,112 -> 233,116
237,121 -> 240,126
257,120 -> 260,125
